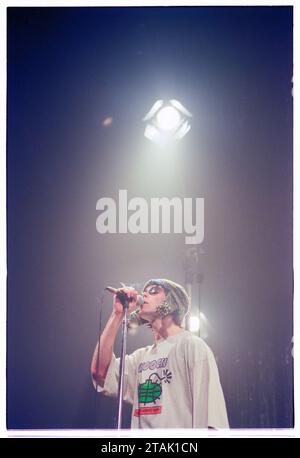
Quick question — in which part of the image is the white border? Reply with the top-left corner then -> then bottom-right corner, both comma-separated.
0,1 -> 7,441
5,428 -> 297,438
293,0 -> 299,441
1,0 -> 298,439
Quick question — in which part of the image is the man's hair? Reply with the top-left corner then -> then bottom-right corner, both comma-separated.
143,278 -> 190,325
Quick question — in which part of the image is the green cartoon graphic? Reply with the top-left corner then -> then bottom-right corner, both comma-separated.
138,369 -> 172,404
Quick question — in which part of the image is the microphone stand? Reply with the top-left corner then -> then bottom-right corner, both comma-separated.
116,293 -> 129,429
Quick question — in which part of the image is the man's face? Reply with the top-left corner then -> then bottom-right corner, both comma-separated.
140,284 -> 167,319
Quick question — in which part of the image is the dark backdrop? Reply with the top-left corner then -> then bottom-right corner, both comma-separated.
7,6 -> 293,429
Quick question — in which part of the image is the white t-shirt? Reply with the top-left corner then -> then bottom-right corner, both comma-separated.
94,330 -> 229,429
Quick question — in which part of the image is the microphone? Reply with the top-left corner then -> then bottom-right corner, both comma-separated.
105,285 -> 147,326
105,286 -> 120,294
105,286 -> 143,306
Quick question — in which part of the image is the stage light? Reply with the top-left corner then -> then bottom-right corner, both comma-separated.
189,315 -> 200,333
188,312 -> 209,337
156,106 -> 181,131
143,99 -> 192,145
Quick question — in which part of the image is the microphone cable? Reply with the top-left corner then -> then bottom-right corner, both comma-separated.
94,290 -> 105,426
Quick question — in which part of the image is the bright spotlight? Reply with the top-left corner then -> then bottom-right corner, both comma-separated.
143,99 -> 192,145
189,315 -> 200,333
188,312 -> 209,337
156,106 -> 181,131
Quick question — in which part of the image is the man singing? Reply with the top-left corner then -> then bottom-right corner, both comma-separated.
91,278 -> 229,429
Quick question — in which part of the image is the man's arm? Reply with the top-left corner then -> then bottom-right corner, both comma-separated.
90,287 -> 138,387
91,311 -> 122,386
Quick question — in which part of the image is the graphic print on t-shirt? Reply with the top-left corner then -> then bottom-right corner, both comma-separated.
134,368 -> 172,417
138,369 -> 172,404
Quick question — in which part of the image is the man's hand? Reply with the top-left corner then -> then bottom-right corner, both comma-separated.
113,286 -> 138,316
